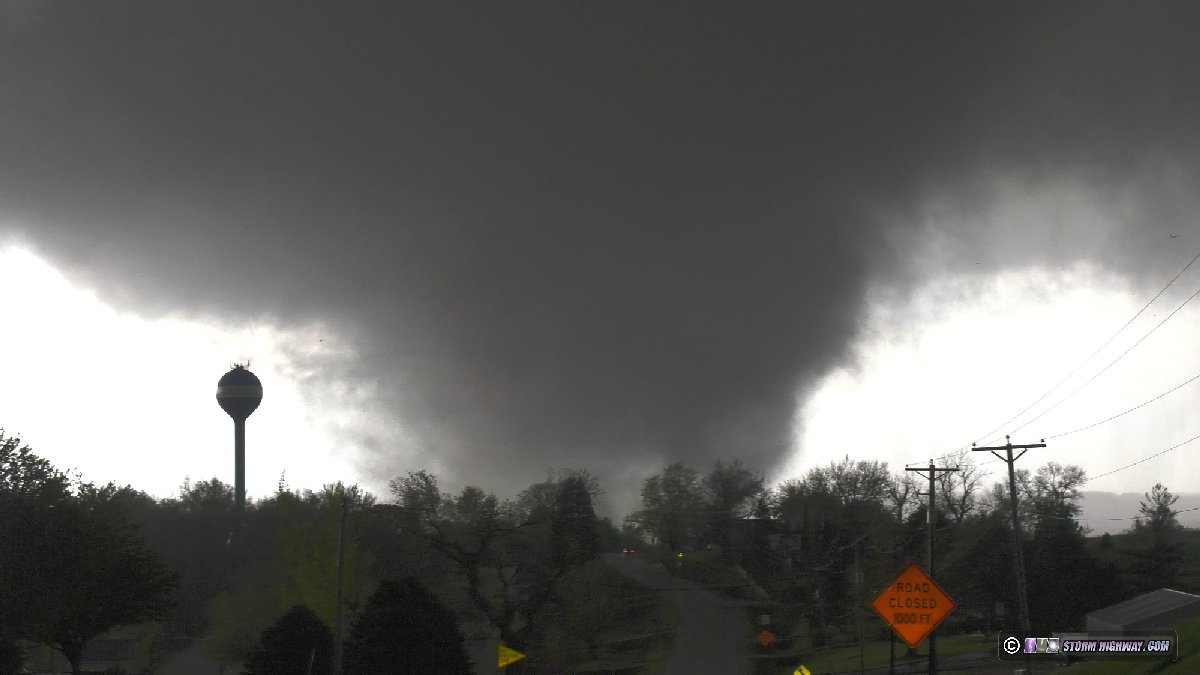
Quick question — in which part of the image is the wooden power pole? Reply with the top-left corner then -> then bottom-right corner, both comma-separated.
905,460 -> 958,674
973,435 -> 1045,675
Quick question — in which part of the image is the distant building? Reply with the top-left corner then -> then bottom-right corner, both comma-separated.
1086,588 -> 1200,632
20,637 -> 139,674
18,629 -> 205,675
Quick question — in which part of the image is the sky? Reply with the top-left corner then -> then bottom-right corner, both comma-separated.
2,2 -> 1199,522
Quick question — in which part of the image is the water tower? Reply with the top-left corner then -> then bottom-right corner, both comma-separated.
216,364 -> 263,512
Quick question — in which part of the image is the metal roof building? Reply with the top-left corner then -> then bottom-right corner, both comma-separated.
1086,588 -> 1200,632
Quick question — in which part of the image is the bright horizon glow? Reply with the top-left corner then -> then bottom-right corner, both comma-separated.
786,261 -> 1200,502
0,245 -> 368,501
6,243 -> 1200,522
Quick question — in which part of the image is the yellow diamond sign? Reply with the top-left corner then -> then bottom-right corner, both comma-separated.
794,665 -> 811,675
870,562 -> 956,648
498,643 -> 525,668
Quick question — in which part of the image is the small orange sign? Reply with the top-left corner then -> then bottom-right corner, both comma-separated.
757,629 -> 775,647
870,562 -> 956,648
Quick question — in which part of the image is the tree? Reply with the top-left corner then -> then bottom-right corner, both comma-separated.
983,468 -> 1036,537
343,578 -> 472,675
243,605 -> 333,675
809,456 -> 891,507
513,468 -> 602,527
41,482 -> 179,675
0,432 -> 73,655
155,477 -> 240,638
550,475 -> 599,570
934,449 -> 984,525
1020,463 -> 1098,631
632,462 -> 704,551
389,473 -> 525,646
701,459 -> 765,561
389,471 -> 602,655
0,434 -> 177,675
206,483 -> 377,668
0,638 -> 19,675
1128,483 -> 1183,592
1136,483 -> 1179,535
1029,462 -> 1087,532
272,484 -> 375,627
770,458 -> 894,648
884,472 -> 920,523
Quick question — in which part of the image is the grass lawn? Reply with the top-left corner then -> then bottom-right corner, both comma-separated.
771,632 -> 993,673
566,584 -> 681,674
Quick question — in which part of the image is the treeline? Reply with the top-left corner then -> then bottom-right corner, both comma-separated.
3,426 -> 1189,673
624,453 -> 1191,645
0,431 -> 653,674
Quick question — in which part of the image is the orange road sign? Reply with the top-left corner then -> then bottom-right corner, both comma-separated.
757,629 -> 775,647
870,561 -> 956,648
498,644 -> 525,668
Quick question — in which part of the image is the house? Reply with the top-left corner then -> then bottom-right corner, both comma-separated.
18,627 -> 204,674
1086,588 -> 1200,632
20,638 -> 139,674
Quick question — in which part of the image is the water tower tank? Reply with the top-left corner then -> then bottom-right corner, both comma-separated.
217,365 -> 263,420
216,364 -> 263,514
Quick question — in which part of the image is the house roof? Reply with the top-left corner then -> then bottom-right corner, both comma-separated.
1087,588 -> 1200,627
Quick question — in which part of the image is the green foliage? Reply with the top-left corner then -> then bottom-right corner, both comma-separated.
0,637 -> 21,675
271,487 -> 375,627
343,578 -> 472,675
551,475 -> 599,569
1128,539 -> 1184,593
633,462 -> 704,551
0,433 -> 72,646
525,559 -> 678,673
243,605 -> 332,675
205,583 -> 279,667
1137,483 -> 1181,534
702,459 -> 765,562
0,434 -> 178,675
975,462 -> 1119,631
203,483 -> 376,668
803,456 -> 892,507
1029,462 -> 1088,530
933,448 -> 985,524
148,478 -> 240,638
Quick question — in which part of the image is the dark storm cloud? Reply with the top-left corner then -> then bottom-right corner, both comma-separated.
3,2 -> 1199,506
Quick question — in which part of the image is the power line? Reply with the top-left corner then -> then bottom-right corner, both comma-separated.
1044,368 -> 1200,440
921,250 -> 1200,466
1095,505 -> 1200,523
975,250 -> 1200,447
1082,432 -> 1200,485
1004,282 -> 1200,439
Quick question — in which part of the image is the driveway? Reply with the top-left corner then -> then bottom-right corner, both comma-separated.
604,553 -> 752,675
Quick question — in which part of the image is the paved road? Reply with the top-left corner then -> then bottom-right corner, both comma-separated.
604,553 -> 752,675
604,554 -> 1080,674
839,644 -> 1077,674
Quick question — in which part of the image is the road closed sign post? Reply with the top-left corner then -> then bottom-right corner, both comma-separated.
871,562 -> 956,648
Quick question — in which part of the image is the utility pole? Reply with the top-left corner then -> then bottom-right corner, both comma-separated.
856,540 -> 864,675
334,488 -> 348,675
973,436 -> 1044,675
906,460 -> 958,675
